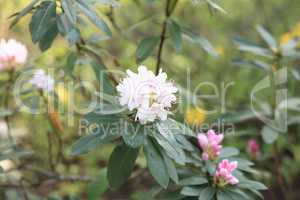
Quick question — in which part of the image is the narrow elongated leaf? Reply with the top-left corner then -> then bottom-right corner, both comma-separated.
136,36 -> 159,62
76,0 -> 112,36
10,0 -> 40,28
217,110 -> 257,123
238,180 -> 267,190
144,137 -> 169,188
182,28 -> 218,57
232,59 -> 271,71
199,187 -> 216,200
57,13 -> 72,35
90,58 -> 116,95
29,1 -> 56,43
123,123 -> 146,148
179,176 -> 207,186
107,143 -> 140,188
217,190 -> 233,200
61,0 -> 77,24
233,37 -> 272,58
71,132 -> 119,155
167,0 -> 178,15
88,0 -> 120,7
168,20 -> 182,52
84,112 -> 122,124
162,152 -> 178,184
155,122 -> 186,164
219,147 -> 240,158
206,0 -> 227,14
256,25 -> 277,50
180,187 -> 202,196
225,189 -> 253,200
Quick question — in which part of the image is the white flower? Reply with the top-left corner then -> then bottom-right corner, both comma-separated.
117,65 -> 177,124
29,69 -> 55,92
0,39 -> 28,70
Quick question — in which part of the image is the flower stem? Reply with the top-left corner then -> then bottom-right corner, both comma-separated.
3,69 -> 15,147
155,0 -> 178,75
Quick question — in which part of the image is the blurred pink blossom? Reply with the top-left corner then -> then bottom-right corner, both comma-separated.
214,159 -> 239,186
247,139 -> 260,158
197,129 -> 224,161
0,39 -> 27,70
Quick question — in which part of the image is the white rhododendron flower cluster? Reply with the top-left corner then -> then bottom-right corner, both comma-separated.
117,66 -> 177,124
0,39 -> 28,70
29,69 -> 55,92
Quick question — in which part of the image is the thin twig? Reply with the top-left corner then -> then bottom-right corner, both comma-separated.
155,0 -> 177,75
156,20 -> 168,75
3,69 -> 16,147
47,131 -> 55,171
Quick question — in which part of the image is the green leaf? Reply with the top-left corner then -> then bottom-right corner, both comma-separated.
249,189 -> 264,199
256,25 -> 277,50
71,132 -> 119,155
167,0 -> 178,15
233,37 -> 272,58
238,180 -> 267,190
66,28 -> 81,44
199,187 -> 216,200
166,118 -> 196,137
84,112 -> 122,124
38,22 -> 59,51
155,122 -> 186,164
206,0 -> 227,14
76,0 -> 112,36
182,28 -> 218,57
174,134 -> 195,151
168,19 -> 182,52
179,176 -> 208,186
87,168 -> 108,200
90,58 -> 116,95
122,123 -> 146,148
180,186 -> 202,196
232,59 -> 271,71
136,36 -> 160,62
10,0 -> 40,28
65,52 -> 77,75
144,137 -> 169,188
162,152 -> 178,184
57,13 -> 73,36
217,190 -> 233,200
61,0 -> 77,24
89,0 -> 120,7
261,125 -> 278,144
219,147 -> 240,158
107,143 -> 140,188
29,1 -> 57,43
225,189 -> 253,200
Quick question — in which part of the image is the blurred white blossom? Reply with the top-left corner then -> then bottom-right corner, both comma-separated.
29,69 -> 55,92
0,39 -> 27,70
117,65 -> 177,124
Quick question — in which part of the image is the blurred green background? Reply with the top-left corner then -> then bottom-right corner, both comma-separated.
0,0 -> 300,199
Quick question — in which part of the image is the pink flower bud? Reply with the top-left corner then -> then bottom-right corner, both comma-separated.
214,159 -> 239,187
197,129 -> 223,161
247,139 -> 260,158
